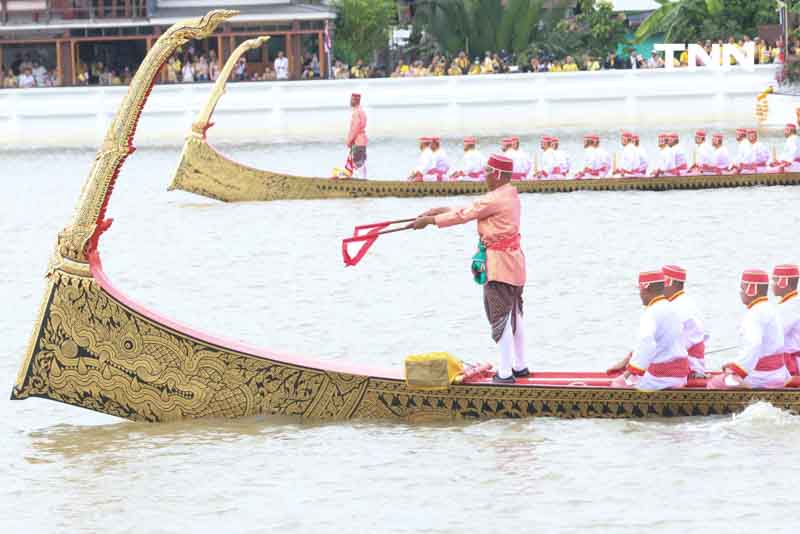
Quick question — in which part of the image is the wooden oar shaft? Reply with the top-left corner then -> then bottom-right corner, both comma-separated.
705,345 -> 738,355
375,226 -> 413,236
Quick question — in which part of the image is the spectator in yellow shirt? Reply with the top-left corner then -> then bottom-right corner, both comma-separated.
468,59 -> 482,75
562,56 -> 579,72
454,51 -> 469,73
549,61 -> 563,73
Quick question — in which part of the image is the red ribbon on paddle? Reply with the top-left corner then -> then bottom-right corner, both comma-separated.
342,218 -> 415,267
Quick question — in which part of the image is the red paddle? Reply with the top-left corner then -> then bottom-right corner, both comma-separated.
342,218 -> 415,267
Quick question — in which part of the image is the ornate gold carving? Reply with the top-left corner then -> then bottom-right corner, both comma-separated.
13,269 -> 800,422
57,9 -> 237,265
191,36 -> 270,138
171,136 -> 800,202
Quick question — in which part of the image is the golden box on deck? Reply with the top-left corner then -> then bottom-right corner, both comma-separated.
404,352 -> 464,391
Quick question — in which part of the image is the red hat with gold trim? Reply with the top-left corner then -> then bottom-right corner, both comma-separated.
551,136 -> 560,143
773,264 -> 800,288
638,270 -> 664,289
431,136 -> 441,143
487,153 -> 514,173
787,123 -> 797,132
712,132 -> 724,140
463,136 -> 477,146
621,131 -> 633,140
501,137 -> 514,148
419,136 -> 433,143
631,134 -> 639,142
741,269 -> 769,297
662,264 -> 686,286
746,128 -> 757,135
695,130 -> 706,138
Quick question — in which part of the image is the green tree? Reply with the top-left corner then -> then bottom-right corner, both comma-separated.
577,0 -> 628,57
332,0 -> 397,65
636,0 -> 779,43
412,0 -> 563,57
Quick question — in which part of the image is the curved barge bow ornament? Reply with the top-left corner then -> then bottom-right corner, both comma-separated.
12,12 -> 800,422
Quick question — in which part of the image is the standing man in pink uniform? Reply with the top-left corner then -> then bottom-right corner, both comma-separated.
346,93 -> 368,179
411,154 -> 528,383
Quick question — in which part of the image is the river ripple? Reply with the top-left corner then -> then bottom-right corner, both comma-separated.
1,133 -> 799,533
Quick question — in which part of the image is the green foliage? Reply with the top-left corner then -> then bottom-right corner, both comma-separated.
636,0 -> 780,43
577,0 -> 628,57
332,0 -> 396,64
412,0 -> 559,57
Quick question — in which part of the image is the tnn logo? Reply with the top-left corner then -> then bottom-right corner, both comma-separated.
654,42 -> 756,72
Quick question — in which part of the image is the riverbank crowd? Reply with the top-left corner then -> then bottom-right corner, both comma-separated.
0,36 -> 788,89
406,126 -> 800,182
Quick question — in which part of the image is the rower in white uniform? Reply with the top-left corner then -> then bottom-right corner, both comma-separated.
770,124 -> 800,172
614,131 -> 637,177
428,137 -> 450,181
408,136 -> 435,181
551,137 -> 570,178
509,137 -> 532,180
608,270 -> 689,391
663,265 -> 708,378
688,130 -> 714,174
708,133 -> 730,174
450,136 -> 486,181
708,269 -> 790,389
536,136 -> 553,179
668,133 -> 687,175
741,129 -> 769,173
651,133 -> 674,177
730,128 -> 751,173
631,134 -> 648,176
773,264 -> 800,377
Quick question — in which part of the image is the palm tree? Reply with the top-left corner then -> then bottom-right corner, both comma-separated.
412,0 -> 564,57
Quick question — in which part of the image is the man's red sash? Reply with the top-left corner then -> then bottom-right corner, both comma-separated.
688,342 -> 705,359
754,353 -> 787,372
648,357 -> 690,378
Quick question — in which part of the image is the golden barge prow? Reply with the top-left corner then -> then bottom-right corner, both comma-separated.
12,11 -> 800,423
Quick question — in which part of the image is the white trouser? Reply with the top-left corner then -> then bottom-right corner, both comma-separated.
497,313 -> 527,379
352,163 -> 367,179
618,373 -> 686,391
746,366 -> 790,388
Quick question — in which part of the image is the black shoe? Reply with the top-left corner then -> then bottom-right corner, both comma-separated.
492,373 -> 515,384
512,367 -> 530,378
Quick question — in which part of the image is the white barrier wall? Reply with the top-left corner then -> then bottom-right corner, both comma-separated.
0,65 -> 778,149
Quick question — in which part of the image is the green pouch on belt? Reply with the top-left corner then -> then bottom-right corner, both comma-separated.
471,240 -> 487,285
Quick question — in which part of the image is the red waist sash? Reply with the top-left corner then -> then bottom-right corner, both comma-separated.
648,357 -> 689,378
485,233 -> 521,252
688,341 -> 705,359
784,351 -> 800,376
754,353 -> 786,372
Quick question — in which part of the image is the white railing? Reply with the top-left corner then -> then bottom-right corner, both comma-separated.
0,65 -> 779,149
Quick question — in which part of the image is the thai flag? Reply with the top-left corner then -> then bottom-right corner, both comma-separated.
324,21 -> 332,52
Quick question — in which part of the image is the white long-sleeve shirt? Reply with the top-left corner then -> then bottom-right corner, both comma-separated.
669,291 -> 708,374
778,135 -> 799,163
413,148 -> 434,175
456,149 -> 485,180
652,147 -> 674,174
694,142 -> 714,167
727,298 -> 788,388
431,148 -> 450,174
553,148 -> 570,176
629,298 -> 688,372
510,149 -> 532,178
712,146 -> 730,169
595,148 -> 611,174
778,291 -> 800,355
748,141 -> 770,165
618,144 -> 638,172
733,139 -> 752,166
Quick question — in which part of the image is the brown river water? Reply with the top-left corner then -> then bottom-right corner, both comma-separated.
2,129 -> 800,533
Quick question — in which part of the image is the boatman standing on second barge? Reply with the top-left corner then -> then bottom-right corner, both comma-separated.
346,93 -> 368,179
411,154 -> 529,384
